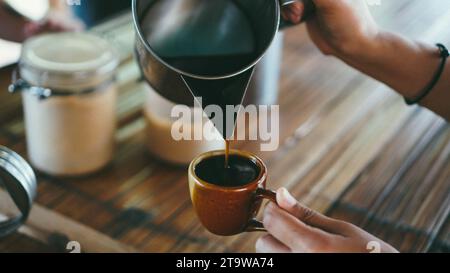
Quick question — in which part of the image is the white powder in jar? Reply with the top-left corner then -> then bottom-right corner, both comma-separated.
23,88 -> 117,176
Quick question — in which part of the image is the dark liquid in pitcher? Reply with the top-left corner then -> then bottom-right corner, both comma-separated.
147,0 -> 257,77
163,54 -> 257,77
195,154 -> 260,187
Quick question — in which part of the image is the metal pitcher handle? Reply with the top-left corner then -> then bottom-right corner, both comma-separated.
279,0 -> 316,28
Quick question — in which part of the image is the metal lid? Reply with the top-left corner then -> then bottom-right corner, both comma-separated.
19,32 -> 119,91
0,146 -> 37,237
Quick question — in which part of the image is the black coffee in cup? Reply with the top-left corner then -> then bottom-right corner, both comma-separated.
194,154 -> 260,187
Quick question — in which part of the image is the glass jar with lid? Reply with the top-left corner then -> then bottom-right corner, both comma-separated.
9,32 -> 119,176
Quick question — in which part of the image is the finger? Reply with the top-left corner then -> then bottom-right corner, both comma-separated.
276,188 -> 348,235
311,0 -> 336,10
281,2 -> 304,24
281,7 -> 295,22
263,202 -> 329,252
281,4 -> 291,21
290,1 -> 302,14
255,234 -> 291,253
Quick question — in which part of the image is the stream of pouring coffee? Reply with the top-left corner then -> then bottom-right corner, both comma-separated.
182,67 -> 255,169
182,67 -> 255,168
225,140 -> 230,168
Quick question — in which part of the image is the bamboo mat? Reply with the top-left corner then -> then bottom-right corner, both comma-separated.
0,0 -> 449,253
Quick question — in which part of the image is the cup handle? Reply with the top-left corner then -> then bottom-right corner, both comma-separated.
246,188 -> 277,232
279,0 -> 316,29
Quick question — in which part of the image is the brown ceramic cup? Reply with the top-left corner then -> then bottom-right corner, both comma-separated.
188,149 -> 276,236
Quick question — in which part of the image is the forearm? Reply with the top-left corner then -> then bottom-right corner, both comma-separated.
338,31 -> 450,120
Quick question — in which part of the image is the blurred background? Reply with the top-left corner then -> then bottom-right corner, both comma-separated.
0,0 -> 449,253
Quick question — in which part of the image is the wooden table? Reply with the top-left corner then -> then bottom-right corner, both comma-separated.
0,0 -> 449,253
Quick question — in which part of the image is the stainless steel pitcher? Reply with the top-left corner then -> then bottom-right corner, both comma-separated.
132,0 -> 315,106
